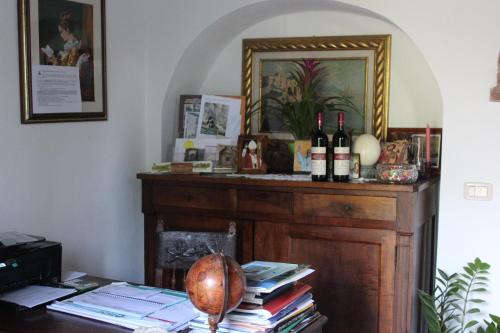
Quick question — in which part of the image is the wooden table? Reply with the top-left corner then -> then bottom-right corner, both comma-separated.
0,307 -> 327,333
0,276 -> 327,333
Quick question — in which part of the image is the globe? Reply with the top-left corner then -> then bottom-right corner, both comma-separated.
185,253 -> 246,333
353,133 -> 381,166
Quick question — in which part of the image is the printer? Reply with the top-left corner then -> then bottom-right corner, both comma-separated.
0,232 -> 61,293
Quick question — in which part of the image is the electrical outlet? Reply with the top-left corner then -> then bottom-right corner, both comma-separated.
464,182 -> 493,201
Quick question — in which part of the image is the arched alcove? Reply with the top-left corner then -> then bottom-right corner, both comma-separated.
162,0 -> 442,159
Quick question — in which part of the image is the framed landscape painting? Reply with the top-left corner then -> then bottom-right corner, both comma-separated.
18,0 -> 106,123
242,35 -> 391,141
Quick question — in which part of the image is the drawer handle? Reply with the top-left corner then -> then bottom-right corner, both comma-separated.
344,205 -> 352,212
186,194 -> 194,201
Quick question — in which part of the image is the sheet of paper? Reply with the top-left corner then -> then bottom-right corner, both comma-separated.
61,270 -> 87,282
196,95 -> 242,139
0,285 -> 76,308
148,300 -> 198,325
72,290 -> 165,317
32,64 -> 82,114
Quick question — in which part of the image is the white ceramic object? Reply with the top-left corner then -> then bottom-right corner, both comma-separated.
353,134 -> 381,166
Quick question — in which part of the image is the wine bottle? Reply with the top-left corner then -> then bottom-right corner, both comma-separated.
332,112 -> 350,182
311,112 -> 329,181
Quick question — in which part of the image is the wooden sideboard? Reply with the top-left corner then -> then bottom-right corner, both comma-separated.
137,173 -> 440,333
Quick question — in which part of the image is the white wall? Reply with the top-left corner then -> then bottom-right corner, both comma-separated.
143,0 -> 500,315
0,0 -> 146,283
202,10 -> 442,129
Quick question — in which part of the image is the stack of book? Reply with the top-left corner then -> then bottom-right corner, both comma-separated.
47,282 -> 198,331
189,261 -> 321,333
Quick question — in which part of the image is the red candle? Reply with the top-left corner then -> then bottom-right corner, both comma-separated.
426,125 -> 431,163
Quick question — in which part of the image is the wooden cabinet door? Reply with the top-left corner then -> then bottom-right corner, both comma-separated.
254,221 -> 396,333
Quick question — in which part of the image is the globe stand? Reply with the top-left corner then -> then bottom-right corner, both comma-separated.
208,253 -> 229,333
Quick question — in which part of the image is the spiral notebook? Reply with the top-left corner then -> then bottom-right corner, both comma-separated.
70,282 -> 187,318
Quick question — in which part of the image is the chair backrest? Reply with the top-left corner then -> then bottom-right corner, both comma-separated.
155,223 -> 236,290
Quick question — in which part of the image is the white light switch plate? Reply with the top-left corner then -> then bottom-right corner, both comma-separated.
464,182 -> 493,201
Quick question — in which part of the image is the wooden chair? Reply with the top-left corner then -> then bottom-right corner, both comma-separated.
155,222 -> 237,290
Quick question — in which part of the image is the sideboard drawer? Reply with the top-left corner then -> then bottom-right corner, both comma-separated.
301,194 -> 397,221
237,190 -> 293,215
152,186 -> 234,210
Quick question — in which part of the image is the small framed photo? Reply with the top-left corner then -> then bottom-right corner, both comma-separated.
237,135 -> 268,174
178,95 -> 202,138
216,145 -> 237,170
184,148 -> 204,162
293,140 -> 311,173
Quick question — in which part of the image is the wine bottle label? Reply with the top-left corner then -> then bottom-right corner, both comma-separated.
311,147 -> 327,175
333,147 -> 350,175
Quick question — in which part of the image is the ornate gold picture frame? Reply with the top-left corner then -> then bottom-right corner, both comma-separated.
241,35 -> 391,140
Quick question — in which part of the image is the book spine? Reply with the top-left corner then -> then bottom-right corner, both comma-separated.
264,284 -> 311,315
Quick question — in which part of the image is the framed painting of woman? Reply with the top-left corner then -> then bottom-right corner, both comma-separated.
18,0 -> 106,123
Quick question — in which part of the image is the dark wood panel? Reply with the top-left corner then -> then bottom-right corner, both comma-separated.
254,222 -> 396,333
301,194 -> 397,221
237,189 -> 293,215
152,185 -> 236,210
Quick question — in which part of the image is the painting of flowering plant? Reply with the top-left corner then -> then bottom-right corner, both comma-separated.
242,36 -> 391,141
259,58 -> 366,139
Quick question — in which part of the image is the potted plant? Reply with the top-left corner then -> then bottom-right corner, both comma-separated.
418,258 -> 500,333
262,58 -> 358,140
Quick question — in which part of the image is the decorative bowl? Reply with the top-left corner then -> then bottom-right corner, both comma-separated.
376,164 -> 418,184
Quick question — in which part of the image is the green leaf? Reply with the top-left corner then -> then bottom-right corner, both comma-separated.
490,314 -> 500,324
467,308 -> 481,314
437,277 -> 447,285
439,269 -> 450,280
451,303 -> 464,311
465,320 -> 479,329
472,288 -> 487,292
464,266 -> 475,276
486,323 -> 498,333
479,262 -> 491,270
470,299 -> 486,303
